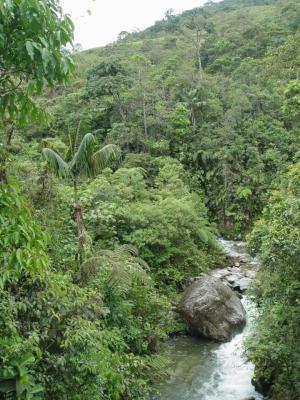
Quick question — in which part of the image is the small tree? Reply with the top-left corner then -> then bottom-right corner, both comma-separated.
0,0 -> 74,182
169,103 -> 192,156
0,0 -> 74,125
43,130 -> 120,264
85,57 -> 129,123
282,80 -> 300,127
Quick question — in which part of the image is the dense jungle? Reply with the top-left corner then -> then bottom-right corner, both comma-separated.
0,0 -> 299,399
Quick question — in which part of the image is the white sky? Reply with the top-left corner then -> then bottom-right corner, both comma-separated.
59,0 -> 209,50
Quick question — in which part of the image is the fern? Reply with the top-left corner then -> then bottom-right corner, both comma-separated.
79,247 -> 150,296
144,354 -> 171,380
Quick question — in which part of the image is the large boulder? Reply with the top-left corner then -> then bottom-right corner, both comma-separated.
178,275 -> 246,341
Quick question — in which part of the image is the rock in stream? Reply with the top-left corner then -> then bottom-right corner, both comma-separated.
155,240 -> 263,400
178,275 -> 247,342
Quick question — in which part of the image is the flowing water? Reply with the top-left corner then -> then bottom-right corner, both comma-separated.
155,240 -> 263,400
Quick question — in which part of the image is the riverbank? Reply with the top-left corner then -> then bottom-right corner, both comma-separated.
154,240 -> 263,400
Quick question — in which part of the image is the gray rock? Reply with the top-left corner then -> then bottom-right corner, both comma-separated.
225,274 -> 236,283
178,275 -> 246,342
225,273 -> 243,283
233,277 -> 251,292
211,269 -> 229,279
231,266 -> 242,273
246,270 -> 257,279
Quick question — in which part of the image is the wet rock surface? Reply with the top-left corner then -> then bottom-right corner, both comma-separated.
155,240 -> 263,400
178,275 -> 247,342
189,240 -> 260,294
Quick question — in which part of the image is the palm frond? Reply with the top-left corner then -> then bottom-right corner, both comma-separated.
105,244 -> 150,271
74,120 -> 83,154
42,148 -> 69,178
69,133 -> 95,178
67,131 -> 74,161
92,144 -> 121,173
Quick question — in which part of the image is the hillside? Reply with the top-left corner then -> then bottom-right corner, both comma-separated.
1,0 -> 300,399
21,0 -> 300,235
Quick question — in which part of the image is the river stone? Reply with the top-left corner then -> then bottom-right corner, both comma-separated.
233,277 -> 251,292
178,275 -> 246,342
225,273 -> 244,283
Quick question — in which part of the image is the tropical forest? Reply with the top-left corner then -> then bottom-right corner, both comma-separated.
0,0 -> 299,399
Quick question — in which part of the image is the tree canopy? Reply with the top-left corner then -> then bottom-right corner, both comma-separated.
0,0 -> 74,126
1,0 -> 300,398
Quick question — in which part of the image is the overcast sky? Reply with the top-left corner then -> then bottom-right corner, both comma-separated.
59,0 -> 209,50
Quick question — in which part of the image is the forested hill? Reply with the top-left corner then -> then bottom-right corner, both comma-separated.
25,0 -> 300,235
1,0 -> 299,399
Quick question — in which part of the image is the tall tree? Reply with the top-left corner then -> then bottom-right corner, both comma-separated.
184,12 -> 215,75
43,129 -> 120,264
131,54 -> 151,136
85,57 -> 129,124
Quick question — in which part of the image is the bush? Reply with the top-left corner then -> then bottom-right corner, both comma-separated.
0,184 -> 174,400
83,157 -> 223,290
246,162 -> 300,399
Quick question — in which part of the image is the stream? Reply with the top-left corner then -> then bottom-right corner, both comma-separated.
155,240 -> 263,400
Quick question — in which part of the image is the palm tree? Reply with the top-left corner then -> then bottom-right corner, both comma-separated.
181,89 -> 206,133
43,130 -> 120,265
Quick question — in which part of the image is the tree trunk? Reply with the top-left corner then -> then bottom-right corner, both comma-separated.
222,164 -> 229,229
191,108 -> 197,133
0,122 -> 14,184
0,167 -> 7,184
6,126 -> 14,146
0,146 -> 7,184
114,92 -> 127,125
72,180 -> 86,265
196,30 -> 203,78
143,92 -> 148,136
138,67 -> 148,136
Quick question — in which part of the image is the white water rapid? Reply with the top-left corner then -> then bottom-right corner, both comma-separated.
155,240 -> 263,400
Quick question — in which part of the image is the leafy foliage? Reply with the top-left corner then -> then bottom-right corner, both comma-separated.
29,0 -> 300,235
80,157 -> 222,289
0,0 -> 74,126
0,184 -> 175,400
43,130 -> 120,181
2,0 -> 300,398
246,162 -> 300,399
0,184 -> 48,399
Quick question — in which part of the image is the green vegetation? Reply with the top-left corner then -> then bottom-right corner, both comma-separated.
0,0 -> 299,398
27,0 -> 299,235
43,128 -> 120,264
247,162 -> 300,400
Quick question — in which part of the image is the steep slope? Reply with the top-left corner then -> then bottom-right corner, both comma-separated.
21,0 -> 299,235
